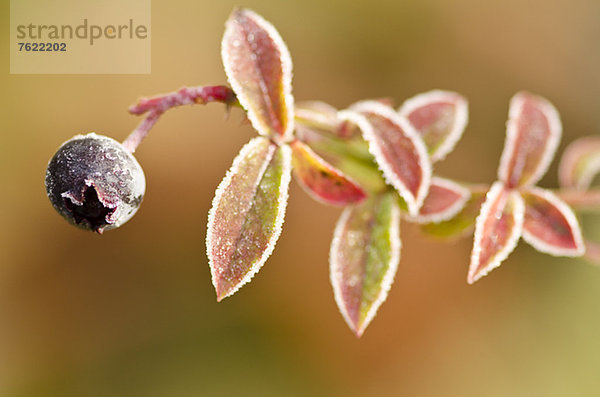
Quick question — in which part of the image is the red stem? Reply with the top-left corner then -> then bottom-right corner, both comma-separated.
122,111 -> 163,153
122,85 -> 238,153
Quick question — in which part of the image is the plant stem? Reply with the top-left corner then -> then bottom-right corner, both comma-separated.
122,85 -> 238,153
122,111 -> 162,153
120,85 -> 600,216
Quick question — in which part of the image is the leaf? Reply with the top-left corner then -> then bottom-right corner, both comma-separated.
409,177 -> 470,224
330,192 -> 401,337
558,136 -> 600,190
420,191 -> 486,238
468,182 -> 525,284
521,187 -> 585,256
398,90 -> 468,162
296,100 -> 338,116
498,92 -> 562,188
222,8 -> 294,140
206,137 -> 292,301
291,140 -> 367,206
295,100 -> 339,128
340,102 -> 432,216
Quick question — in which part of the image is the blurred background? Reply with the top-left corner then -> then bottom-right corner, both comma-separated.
2,0 -> 600,395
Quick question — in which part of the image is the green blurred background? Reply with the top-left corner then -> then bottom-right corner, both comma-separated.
2,0 -> 600,395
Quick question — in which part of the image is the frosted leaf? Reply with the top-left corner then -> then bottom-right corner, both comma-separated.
399,90 -> 468,162
558,136 -> 600,190
409,177 -> 470,224
468,182 -> 524,284
340,102 -> 431,216
295,100 -> 339,129
291,140 -> 366,206
295,101 -> 338,116
330,192 -> 400,337
421,191 -> 486,238
498,92 -> 562,188
521,187 -> 585,256
206,137 -> 292,300
295,101 -> 361,139
222,8 -> 294,141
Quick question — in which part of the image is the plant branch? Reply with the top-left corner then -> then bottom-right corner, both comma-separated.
122,85 -> 238,153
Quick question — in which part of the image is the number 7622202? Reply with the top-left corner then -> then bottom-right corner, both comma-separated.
18,42 -> 67,51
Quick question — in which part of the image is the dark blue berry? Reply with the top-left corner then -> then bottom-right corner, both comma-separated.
45,133 -> 146,233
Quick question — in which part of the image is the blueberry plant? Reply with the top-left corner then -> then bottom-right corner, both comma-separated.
45,8 -> 600,337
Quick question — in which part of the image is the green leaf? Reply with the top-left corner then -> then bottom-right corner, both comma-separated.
207,137 -> 292,301
330,192 -> 401,337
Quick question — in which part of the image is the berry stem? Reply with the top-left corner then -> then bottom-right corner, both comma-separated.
122,110 -> 163,153
123,85 -> 239,153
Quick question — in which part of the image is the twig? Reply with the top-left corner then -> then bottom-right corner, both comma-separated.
122,85 -> 238,153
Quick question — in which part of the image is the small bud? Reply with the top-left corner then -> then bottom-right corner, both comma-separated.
45,133 -> 146,233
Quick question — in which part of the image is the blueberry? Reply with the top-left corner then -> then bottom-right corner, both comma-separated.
45,133 -> 146,233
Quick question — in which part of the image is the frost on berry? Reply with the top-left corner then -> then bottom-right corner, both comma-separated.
330,192 -> 400,337
521,187 -> 585,256
341,102 -> 431,216
410,177 -> 470,224
468,182 -> 524,284
206,137 -> 292,301
558,136 -> 600,190
291,140 -> 366,206
498,92 -> 562,188
399,90 -> 468,163
45,133 -> 145,233
221,8 -> 294,141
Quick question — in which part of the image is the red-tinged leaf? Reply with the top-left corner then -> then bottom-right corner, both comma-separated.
559,136 -> 600,190
340,102 -> 432,216
521,187 -> 585,256
295,101 -> 339,129
498,92 -> 562,188
399,90 -> 468,162
207,137 -> 292,301
222,8 -> 294,140
330,192 -> 401,337
421,191 -> 486,238
291,140 -> 367,206
468,182 -> 524,284
295,101 -> 360,139
409,177 -> 470,224
296,100 -> 338,115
